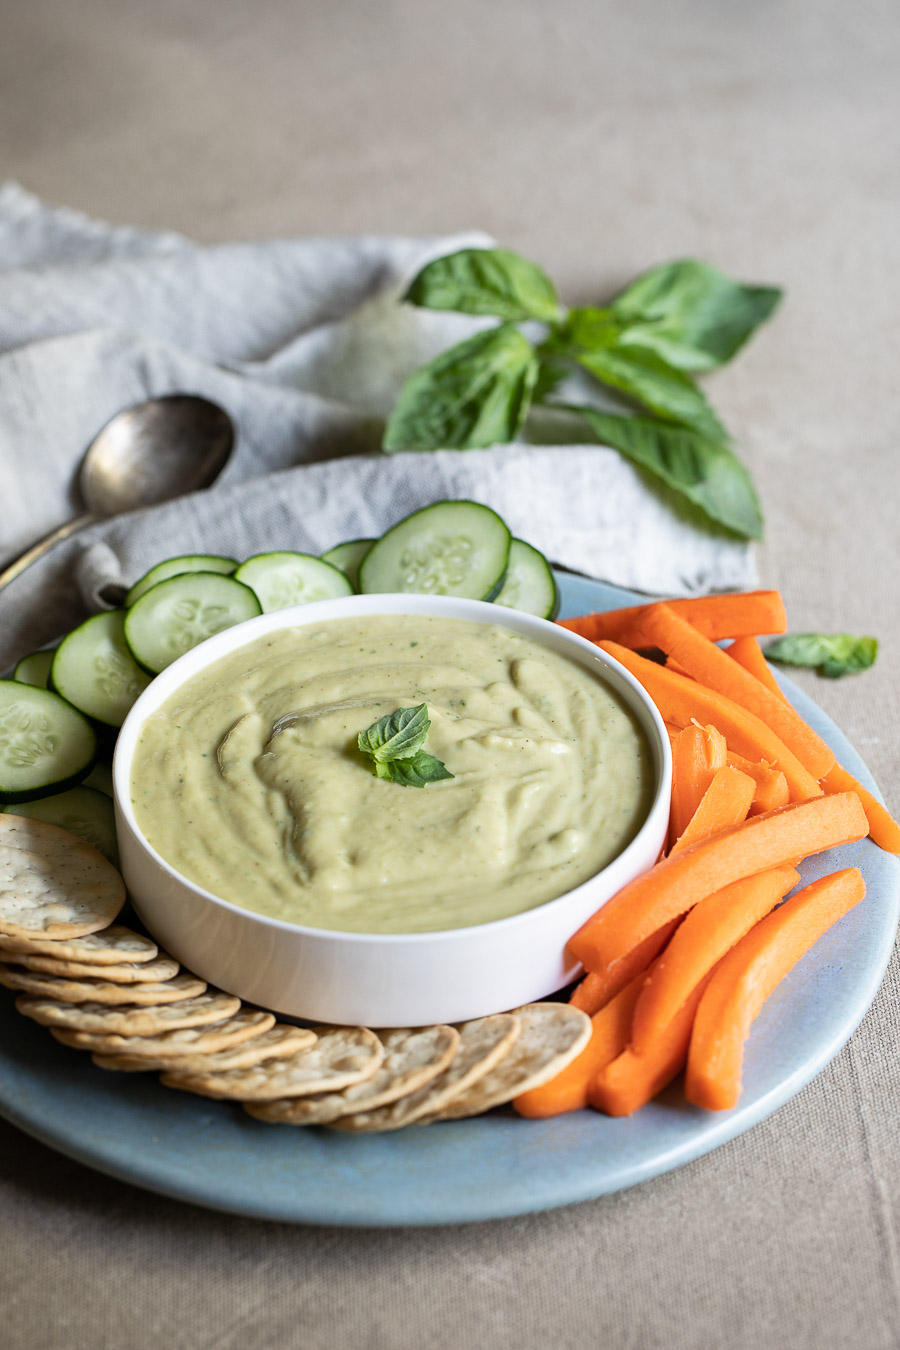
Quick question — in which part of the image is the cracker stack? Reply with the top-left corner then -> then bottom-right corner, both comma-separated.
0,815 -> 591,1130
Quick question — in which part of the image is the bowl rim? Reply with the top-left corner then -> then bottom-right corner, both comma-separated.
113,593 -> 672,946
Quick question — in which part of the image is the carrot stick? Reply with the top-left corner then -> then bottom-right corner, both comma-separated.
569,917 -> 681,1015
684,868 -> 866,1111
587,971 -> 714,1117
629,866 -> 799,1053
670,765 -> 756,854
599,641 -> 823,802
514,967 -> 648,1117
567,792 -> 868,974
821,763 -> 900,855
727,636 -> 788,701
639,604 -> 835,781
725,752 -> 790,815
558,590 -> 787,648
669,723 -> 728,842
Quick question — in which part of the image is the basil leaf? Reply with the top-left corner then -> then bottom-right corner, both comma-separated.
405,248 -> 560,323
556,308 -> 727,440
383,325 -> 538,451
380,749 -> 455,788
358,705 -> 454,785
568,407 -> 763,540
765,634 -> 878,679
358,704 -> 430,762
610,260 -> 783,372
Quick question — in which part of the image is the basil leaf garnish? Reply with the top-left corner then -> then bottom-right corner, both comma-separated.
609,259 -> 783,372
358,705 -> 454,787
381,750 -> 455,788
765,634 -> 878,679
358,704 -> 430,762
383,325 -> 539,451
405,248 -> 560,324
567,407 -> 763,540
555,308 -> 728,441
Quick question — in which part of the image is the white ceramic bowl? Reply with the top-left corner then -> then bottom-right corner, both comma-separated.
114,595 -> 671,1027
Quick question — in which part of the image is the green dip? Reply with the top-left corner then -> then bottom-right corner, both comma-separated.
130,615 -> 652,933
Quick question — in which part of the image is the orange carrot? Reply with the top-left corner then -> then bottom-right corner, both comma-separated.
670,765 -> 756,854
569,917 -> 681,1015
669,724 -> 728,842
515,967 -> 648,1117
588,972 -> 714,1117
821,763 -> 900,855
727,636 -> 788,701
558,590 -> 787,648
725,752 -> 790,815
640,604 -> 835,781
599,641 -> 823,802
568,792 -> 868,974
685,868 -> 866,1111
629,866 -> 799,1053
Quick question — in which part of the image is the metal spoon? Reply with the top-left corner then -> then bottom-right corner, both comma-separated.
0,395 -> 234,592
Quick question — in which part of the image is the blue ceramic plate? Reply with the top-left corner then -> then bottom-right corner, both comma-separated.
0,573 -> 897,1226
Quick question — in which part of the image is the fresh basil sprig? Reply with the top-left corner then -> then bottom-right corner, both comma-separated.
765,634 -> 879,679
357,704 -> 454,787
386,247 -> 783,540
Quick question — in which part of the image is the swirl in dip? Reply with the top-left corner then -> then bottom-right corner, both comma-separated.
130,614 -> 652,934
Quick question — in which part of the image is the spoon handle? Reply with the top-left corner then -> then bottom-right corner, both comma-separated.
0,513 -> 98,593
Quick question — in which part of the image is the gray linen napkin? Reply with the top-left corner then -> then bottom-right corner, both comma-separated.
0,184 -> 754,666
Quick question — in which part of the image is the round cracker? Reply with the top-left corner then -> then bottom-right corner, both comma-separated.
51,1008 -> 274,1057
328,1013 -> 521,1132
17,988 -> 240,1035
92,1023 -> 317,1073
245,1024 -> 460,1126
7,951 -> 180,983
0,964 -> 205,1005
162,1025 -> 383,1101
0,815 -> 125,937
419,1003 -> 591,1122
0,924 -> 158,964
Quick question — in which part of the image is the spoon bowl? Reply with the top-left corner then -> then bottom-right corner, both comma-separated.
80,395 -> 234,517
0,394 -> 234,591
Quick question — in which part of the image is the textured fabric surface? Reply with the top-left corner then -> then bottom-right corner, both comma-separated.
1,2 -> 899,1349
0,187 -> 753,616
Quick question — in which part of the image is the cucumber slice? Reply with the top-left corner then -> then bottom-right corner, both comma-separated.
13,649 -> 55,688
124,573 -> 262,674
492,538 -> 560,620
234,552 -> 353,613
125,554 -> 238,607
0,681 -> 96,803
4,786 -> 118,865
51,611 -> 151,728
83,761 -> 114,797
359,501 -> 511,601
320,538 -> 375,591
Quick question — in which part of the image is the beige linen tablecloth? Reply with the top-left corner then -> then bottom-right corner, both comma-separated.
2,2 -> 899,1348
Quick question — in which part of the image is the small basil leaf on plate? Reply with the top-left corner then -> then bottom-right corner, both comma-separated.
404,248 -> 561,323
568,407 -> 763,540
380,750 -> 455,789
609,259 -> 783,372
557,310 -> 728,440
383,324 -> 539,451
765,634 -> 879,679
358,704 -> 430,762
